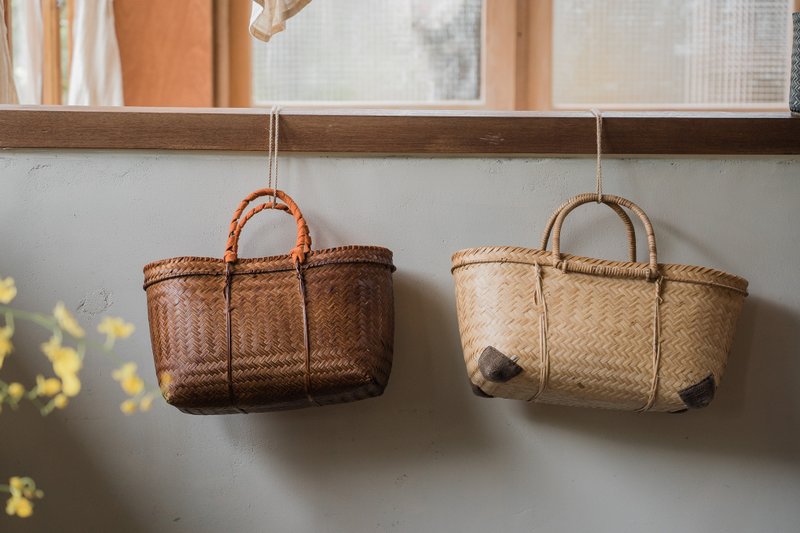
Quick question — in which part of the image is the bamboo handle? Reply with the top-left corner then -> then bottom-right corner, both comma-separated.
551,193 -> 658,280
540,199 -> 637,262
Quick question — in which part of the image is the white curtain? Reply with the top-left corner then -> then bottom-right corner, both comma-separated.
250,0 -> 311,42
0,0 -> 19,104
11,0 -> 42,104
67,0 -> 123,106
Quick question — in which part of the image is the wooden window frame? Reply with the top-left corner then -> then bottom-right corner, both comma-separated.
1,106 -> 798,155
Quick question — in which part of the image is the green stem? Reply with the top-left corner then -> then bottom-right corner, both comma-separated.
4,310 -> 13,333
0,305 -> 58,333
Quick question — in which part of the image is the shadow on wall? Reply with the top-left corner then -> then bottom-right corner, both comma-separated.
519,296 -> 800,469
218,271 -> 498,512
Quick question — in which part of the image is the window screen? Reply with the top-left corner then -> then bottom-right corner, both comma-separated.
552,0 -> 793,108
252,0 -> 483,105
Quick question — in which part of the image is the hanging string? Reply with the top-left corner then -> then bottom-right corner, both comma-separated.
272,106 -> 281,204
590,108 -> 603,203
266,106 -> 275,199
266,105 -> 281,206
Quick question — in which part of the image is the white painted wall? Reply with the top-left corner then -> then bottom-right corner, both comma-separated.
1,151 -> 798,532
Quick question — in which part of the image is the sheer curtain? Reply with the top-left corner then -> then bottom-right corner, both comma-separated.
10,0 -> 41,104
250,0 -> 311,42
0,0 -> 19,104
67,0 -> 124,105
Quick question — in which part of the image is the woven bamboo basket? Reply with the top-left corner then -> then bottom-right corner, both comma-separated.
451,193 -> 748,412
143,188 -> 395,414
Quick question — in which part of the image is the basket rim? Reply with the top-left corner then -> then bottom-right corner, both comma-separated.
451,245 -> 748,294
144,245 -> 394,289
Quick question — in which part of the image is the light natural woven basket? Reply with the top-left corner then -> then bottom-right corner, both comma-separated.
144,188 -> 395,414
452,193 -> 748,412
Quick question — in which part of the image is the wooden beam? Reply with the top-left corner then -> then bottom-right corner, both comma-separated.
484,0 -> 518,110
525,0 -> 552,111
227,0 -> 252,107
0,107 -> 798,155
41,0 -> 61,105
514,0 -> 530,110
114,0 -> 214,106
213,0 -> 231,107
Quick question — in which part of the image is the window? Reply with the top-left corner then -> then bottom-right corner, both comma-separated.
251,0 -> 483,106
245,0 -> 797,111
552,0 -> 794,109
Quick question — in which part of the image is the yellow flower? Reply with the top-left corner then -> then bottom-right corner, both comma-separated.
0,277 -> 16,304
0,326 -> 13,370
40,336 -> 58,358
35,375 -> 61,397
53,394 -> 68,409
7,382 -> 25,401
41,337 -> 82,373
111,362 -> 137,381
60,373 -> 81,397
112,362 -> 144,396
53,302 -> 85,338
98,317 -> 135,344
123,375 -> 144,396
139,394 -> 154,412
9,477 -> 23,492
159,372 -> 173,399
5,494 -> 33,518
40,337 -> 82,397
120,399 -> 137,415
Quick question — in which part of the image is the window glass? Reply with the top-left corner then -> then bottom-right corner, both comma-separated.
553,0 -> 793,108
252,0 -> 483,105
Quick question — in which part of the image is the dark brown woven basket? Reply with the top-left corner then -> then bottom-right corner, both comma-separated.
143,188 -> 395,414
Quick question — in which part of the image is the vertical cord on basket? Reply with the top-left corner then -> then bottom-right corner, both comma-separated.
296,262 -> 318,406
528,263 -> 550,401
591,108 -> 603,202
224,263 -> 247,413
637,277 -> 663,412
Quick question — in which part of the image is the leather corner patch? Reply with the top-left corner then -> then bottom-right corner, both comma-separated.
678,374 -> 716,409
478,346 -> 523,383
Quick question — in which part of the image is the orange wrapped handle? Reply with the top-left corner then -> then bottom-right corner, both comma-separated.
224,188 -> 311,264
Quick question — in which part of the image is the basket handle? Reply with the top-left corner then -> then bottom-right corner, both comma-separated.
551,193 -> 659,280
540,199 -> 637,262
224,188 -> 311,264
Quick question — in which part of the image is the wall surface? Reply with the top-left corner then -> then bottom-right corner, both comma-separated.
1,151 -> 798,533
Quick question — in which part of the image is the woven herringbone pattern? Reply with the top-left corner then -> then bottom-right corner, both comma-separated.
452,194 -> 748,412
145,246 -> 395,414
144,188 -> 395,415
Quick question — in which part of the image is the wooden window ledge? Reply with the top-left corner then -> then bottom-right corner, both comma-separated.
1,106 -> 798,155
